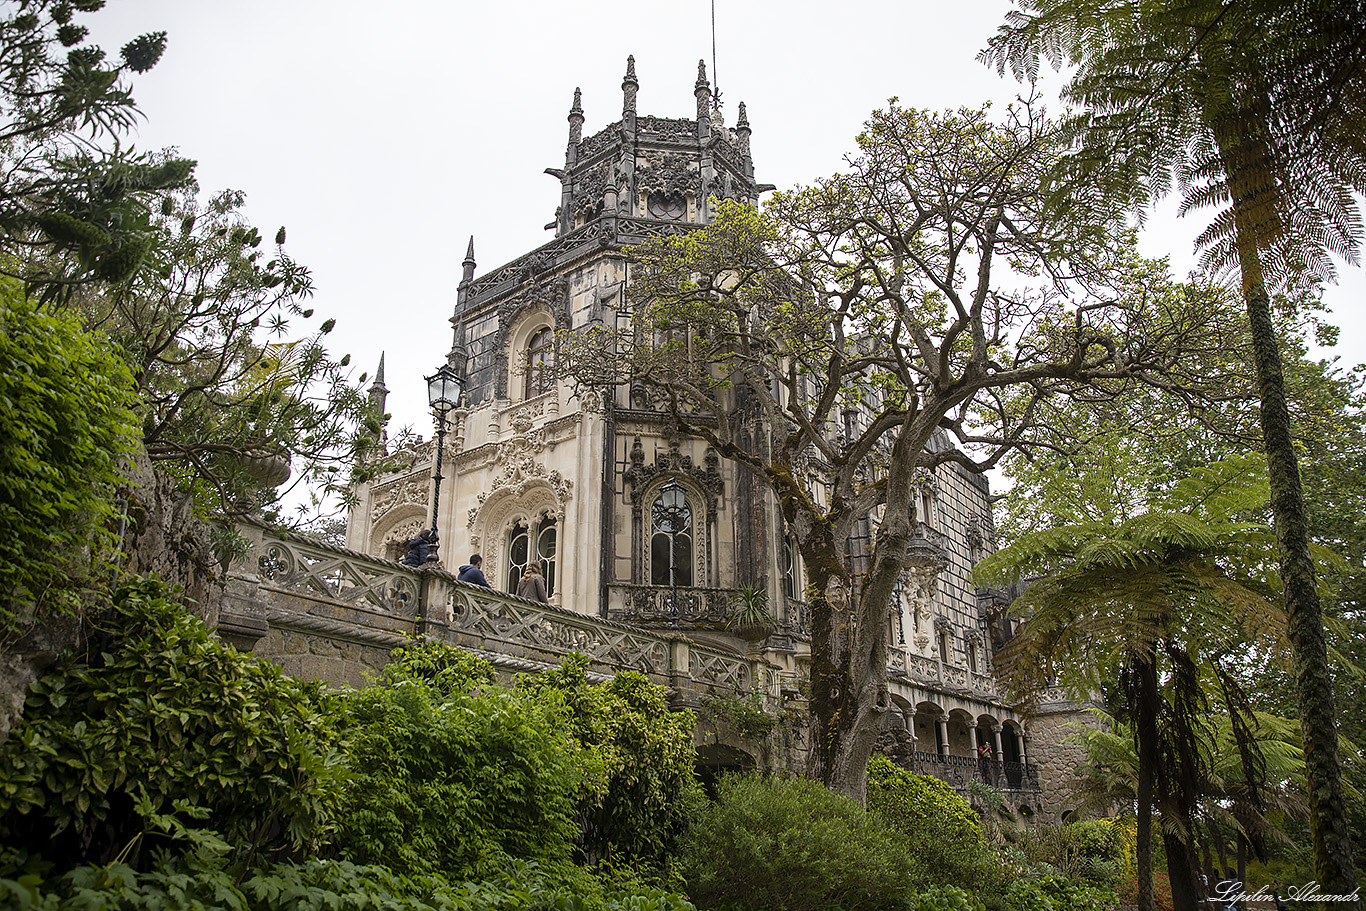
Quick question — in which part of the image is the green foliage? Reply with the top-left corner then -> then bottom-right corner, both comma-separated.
380,638 -> 496,694
0,577 -> 343,873
519,655 -> 698,867
0,279 -> 137,631
1,855 -> 697,911
909,885 -> 985,911
1002,877 -> 1117,911
702,692 -> 778,741
330,670 -> 580,879
677,773 -> 917,911
866,756 -> 1000,891
1014,821 -> 1126,887
0,1 -> 195,302
83,188 -> 376,521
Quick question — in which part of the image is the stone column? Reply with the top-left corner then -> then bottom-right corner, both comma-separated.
991,725 -> 1003,757
937,717 -> 950,758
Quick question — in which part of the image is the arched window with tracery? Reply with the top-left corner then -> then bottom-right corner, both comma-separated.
506,515 -> 558,596
524,326 -> 552,399
536,518 -> 557,595
782,538 -> 798,601
650,480 -> 693,587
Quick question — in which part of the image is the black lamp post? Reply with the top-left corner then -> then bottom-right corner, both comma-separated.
424,363 -> 464,538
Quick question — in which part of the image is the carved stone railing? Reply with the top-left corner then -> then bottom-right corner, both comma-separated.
222,522 -> 782,706
449,582 -> 775,704
246,524 -> 420,617
607,583 -> 730,626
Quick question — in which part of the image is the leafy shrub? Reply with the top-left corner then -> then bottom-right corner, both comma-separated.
0,279 -> 137,631
519,655 -> 698,866
0,578 -> 343,874
380,637 -> 496,694
1012,821 -> 1126,886
1116,869 -> 1173,911
330,667 -> 580,878
1,855 -> 698,911
1003,877 -> 1117,911
867,755 -> 1000,890
910,885 -> 985,911
677,773 -> 916,911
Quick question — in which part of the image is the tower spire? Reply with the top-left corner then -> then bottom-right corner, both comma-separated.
694,60 -> 712,142
461,236 -> 476,283
367,352 -> 389,441
568,87 -> 584,146
622,55 -> 638,121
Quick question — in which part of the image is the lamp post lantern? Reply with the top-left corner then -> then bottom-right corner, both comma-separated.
425,363 -> 463,539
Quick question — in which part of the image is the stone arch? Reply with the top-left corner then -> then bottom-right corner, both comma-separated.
638,474 -> 709,588
491,279 -> 569,399
946,708 -> 976,757
887,692 -> 915,731
374,506 -> 428,563
468,482 -> 565,594
913,700 -> 946,753
504,307 -> 557,403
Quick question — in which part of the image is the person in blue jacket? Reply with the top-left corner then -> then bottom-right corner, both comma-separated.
403,529 -> 436,566
457,554 -> 491,587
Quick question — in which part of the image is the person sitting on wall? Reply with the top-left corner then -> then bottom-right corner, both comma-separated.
404,529 -> 436,566
457,554 -> 491,587
517,562 -> 549,603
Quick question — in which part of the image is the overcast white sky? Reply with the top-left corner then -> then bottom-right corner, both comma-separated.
86,1 -> 1366,438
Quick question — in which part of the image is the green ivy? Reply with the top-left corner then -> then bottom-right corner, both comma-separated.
0,278 -> 137,632
702,692 -> 778,741
0,577 -> 344,874
518,655 -> 699,867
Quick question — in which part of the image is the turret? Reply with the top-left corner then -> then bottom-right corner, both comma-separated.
367,352 -> 388,416
736,101 -> 753,179
694,59 -> 711,144
451,238 -> 474,375
621,55 -> 638,134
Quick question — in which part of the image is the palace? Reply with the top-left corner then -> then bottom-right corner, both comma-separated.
343,58 -> 1088,820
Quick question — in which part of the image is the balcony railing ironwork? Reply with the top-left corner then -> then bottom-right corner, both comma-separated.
910,751 -> 1040,791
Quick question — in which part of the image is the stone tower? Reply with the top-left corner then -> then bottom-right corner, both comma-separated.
346,58 -> 1055,820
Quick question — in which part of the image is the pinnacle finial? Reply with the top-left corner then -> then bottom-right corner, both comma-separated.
373,352 -> 386,386
570,87 -> 583,116
461,236 -> 476,282
737,101 -> 749,129
624,55 -> 637,84
695,59 -> 709,90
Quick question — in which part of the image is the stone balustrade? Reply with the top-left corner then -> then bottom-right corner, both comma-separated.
220,521 -> 780,705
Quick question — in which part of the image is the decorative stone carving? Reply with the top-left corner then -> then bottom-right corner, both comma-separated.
369,474 -> 431,528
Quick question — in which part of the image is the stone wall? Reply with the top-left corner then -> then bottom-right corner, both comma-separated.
1025,698 -> 1102,821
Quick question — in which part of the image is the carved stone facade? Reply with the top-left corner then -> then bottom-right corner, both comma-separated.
341,59 -> 1077,819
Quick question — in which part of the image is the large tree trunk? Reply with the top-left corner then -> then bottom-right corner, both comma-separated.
1164,828 -> 1202,911
1242,274 -> 1357,894
1135,653 -> 1160,911
1219,138 -> 1359,894
801,547 -> 892,805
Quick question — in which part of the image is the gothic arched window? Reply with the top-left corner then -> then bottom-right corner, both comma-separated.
507,515 -> 558,596
782,538 -> 797,601
650,480 -> 693,587
525,326 -> 552,399
507,520 -> 530,592
536,518 -> 557,596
